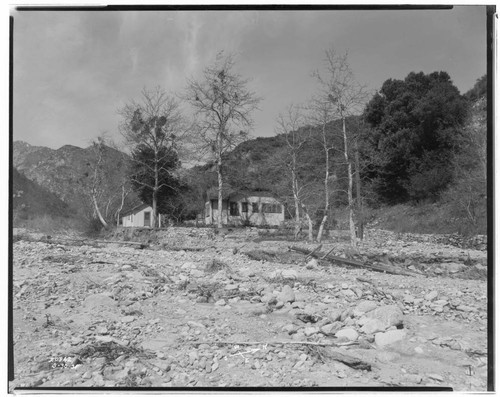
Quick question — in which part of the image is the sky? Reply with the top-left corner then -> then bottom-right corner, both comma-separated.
12,6 -> 488,150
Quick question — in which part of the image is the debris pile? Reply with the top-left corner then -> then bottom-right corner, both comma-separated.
11,227 -> 488,390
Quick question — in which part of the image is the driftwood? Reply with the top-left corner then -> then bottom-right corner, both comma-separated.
323,349 -> 372,371
305,244 -> 323,261
289,246 -> 416,277
183,340 -> 371,370
42,237 -> 149,248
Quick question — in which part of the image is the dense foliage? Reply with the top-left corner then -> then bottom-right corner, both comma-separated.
129,145 -> 183,219
362,71 -> 469,203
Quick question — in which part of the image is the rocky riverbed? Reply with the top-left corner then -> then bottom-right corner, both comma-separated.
10,227 -> 489,391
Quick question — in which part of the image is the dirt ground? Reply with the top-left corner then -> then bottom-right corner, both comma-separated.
10,226 -> 489,391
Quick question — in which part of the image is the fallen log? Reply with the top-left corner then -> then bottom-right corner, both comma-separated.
183,340 -> 371,370
289,245 -> 416,277
305,244 -> 323,261
323,348 -> 372,371
51,237 -> 150,248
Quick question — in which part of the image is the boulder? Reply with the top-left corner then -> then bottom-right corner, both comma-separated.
335,328 -> 358,341
277,285 -> 295,303
360,318 -> 386,334
305,259 -> 319,269
261,293 -> 277,305
327,309 -> 343,323
424,291 -> 438,301
441,262 -> 466,273
303,327 -> 319,336
282,269 -> 298,280
375,329 -> 407,347
353,300 -> 378,316
320,322 -> 341,335
84,294 -> 117,309
366,305 -> 404,329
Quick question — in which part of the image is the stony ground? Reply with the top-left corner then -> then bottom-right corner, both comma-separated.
10,226 -> 488,391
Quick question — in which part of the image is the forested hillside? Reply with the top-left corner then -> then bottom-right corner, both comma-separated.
184,72 -> 487,236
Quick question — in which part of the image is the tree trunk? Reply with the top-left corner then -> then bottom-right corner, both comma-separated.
217,130 -> 223,229
305,211 -> 314,242
291,164 -> 302,239
116,184 -> 127,227
342,116 -> 356,247
317,129 -> 330,242
92,194 -> 108,228
152,155 -> 159,228
354,139 -> 364,241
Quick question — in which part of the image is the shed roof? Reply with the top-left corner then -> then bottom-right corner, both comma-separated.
121,203 -> 151,217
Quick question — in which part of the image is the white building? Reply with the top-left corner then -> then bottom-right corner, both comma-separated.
120,203 -> 161,228
204,191 -> 285,227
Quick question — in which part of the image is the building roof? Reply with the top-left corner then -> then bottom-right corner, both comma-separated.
121,203 -> 151,217
206,189 -> 278,201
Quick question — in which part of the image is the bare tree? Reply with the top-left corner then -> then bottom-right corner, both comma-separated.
119,87 -> 185,228
274,105 -> 317,241
313,49 -> 369,247
184,52 -> 261,228
307,97 -> 340,242
79,134 -> 135,229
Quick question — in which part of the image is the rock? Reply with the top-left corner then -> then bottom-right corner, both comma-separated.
96,326 -> 108,335
83,294 -> 117,309
303,327 -> 319,336
120,316 -> 135,324
190,269 -> 205,277
282,269 -> 298,280
403,294 -> 414,304
374,329 -> 407,347
341,289 -> 356,297
427,373 -> 444,382
188,351 -> 199,363
327,309 -> 342,323
335,328 -> 358,341
456,305 -> 476,312
441,262 -> 466,273
360,318 -> 386,334
320,323 -> 341,335
353,300 -> 378,316
425,291 -> 438,301
215,299 -> 226,306
414,346 -> 424,354
376,351 -> 401,363
277,285 -> 295,303
404,374 -> 423,384
305,259 -> 319,269
261,293 -> 277,305
282,324 -> 297,334
366,305 -> 404,329
340,308 -> 353,322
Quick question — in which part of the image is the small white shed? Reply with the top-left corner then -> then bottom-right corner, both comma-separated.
121,203 -> 161,228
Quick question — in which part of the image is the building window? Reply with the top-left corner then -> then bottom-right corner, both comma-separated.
241,202 -> 248,212
262,203 -> 282,213
229,201 -> 239,216
252,203 -> 259,213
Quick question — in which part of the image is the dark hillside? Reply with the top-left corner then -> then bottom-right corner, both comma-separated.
13,141 -> 135,219
12,167 -> 73,222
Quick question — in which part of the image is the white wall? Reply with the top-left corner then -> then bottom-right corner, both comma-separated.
205,196 -> 284,226
121,206 -> 160,227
